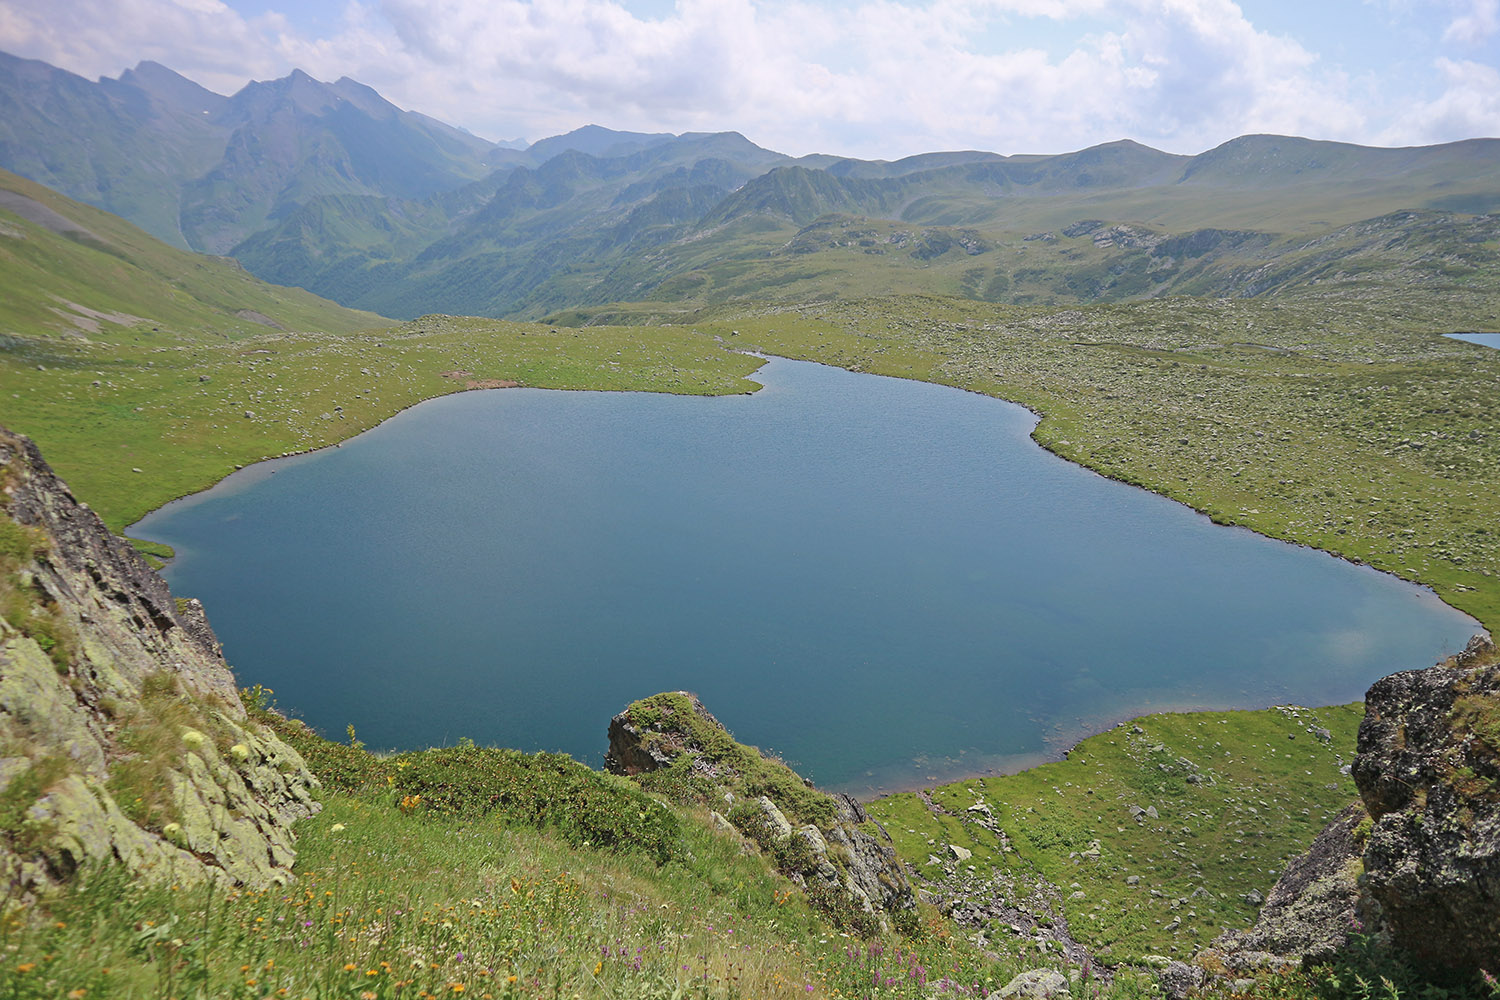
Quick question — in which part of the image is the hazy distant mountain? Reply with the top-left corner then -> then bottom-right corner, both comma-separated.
231,121 -> 1500,319
0,51 -> 502,251
4,50 -> 1498,320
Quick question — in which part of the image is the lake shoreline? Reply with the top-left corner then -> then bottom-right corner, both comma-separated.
135,355 -> 1479,793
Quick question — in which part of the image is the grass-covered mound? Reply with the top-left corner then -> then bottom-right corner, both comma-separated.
608,692 -> 921,937
612,691 -> 838,828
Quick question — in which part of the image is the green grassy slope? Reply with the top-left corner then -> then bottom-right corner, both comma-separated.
869,703 -> 1365,963
0,168 -> 385,339
0,170 -> 764,529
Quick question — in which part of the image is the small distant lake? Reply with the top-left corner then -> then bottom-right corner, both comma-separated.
136,357 -> 1478,795
1446,333 -> 1500,350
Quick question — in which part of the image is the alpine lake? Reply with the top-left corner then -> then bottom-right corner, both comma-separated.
136,357 -> 1479,796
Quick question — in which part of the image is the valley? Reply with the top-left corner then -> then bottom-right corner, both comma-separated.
1,46 -> 1498,1000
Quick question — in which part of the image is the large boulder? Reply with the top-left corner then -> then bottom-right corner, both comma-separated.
1203,801 -> 1383,968
0,425 -> 319,894
1200,634 -> 1499,977
1351,634 -> 1500,972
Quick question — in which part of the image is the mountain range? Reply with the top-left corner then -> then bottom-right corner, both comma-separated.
3,49 -> 1498,320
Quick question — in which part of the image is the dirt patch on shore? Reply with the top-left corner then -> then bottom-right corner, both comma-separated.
440,370 -> 520,390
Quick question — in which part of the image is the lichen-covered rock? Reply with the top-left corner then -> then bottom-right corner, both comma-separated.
0,425 -> 319,895
759,796 -> 794,839
1157,961 -> 1205,1000
1193,636 -> 1498,978
605,690 -> 917,932
1350,635 -> 1500,973
1205,801 -> 1384,965
994,968 -> 1070,1000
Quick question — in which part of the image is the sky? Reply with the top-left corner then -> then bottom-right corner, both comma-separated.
1,0 -> 1497,159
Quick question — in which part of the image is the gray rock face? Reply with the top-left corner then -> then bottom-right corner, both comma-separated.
1157,961 -> 1205,1000
603,691 -> 719,775
1206,801 -> 1382,965
1351,637 -> 1500,972
0,425 -> 319,895
1198,635 -> 1498,977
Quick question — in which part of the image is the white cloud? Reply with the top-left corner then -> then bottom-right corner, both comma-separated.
0,0 -> 1488,157
1443,0 -> 1499,43
1382,57 -> 1500,142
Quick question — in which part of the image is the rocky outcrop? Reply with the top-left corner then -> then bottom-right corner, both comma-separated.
605,691 -> 917,933
1201,633 -> 1498,977
1351,634 -> 1500,972
0,425 -> 319,896
1203,801 -> 1384,970
604,693 -> 721,776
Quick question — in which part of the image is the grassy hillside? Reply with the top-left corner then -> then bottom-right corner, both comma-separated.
0,171 -> 764,529
1,685 -> 1379,998
0,168 -> 384,340
869,703 -> 1365,963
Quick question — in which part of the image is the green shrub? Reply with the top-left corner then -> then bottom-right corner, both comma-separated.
388,745 -> 683,863
261,712 -> 683,864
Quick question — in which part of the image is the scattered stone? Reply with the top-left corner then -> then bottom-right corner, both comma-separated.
996,968 -> 1070,1000
949,843 -> 973,862
1157,961 -> 1205,1000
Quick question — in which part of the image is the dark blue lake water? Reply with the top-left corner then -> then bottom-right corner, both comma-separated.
136,358 -> 1478,795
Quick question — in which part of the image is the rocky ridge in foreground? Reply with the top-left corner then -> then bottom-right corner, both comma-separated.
0,424 -> 319,895
1204,633 -> 1499,979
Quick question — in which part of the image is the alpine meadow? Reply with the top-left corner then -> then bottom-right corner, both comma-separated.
1,24 -> 1499,1000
